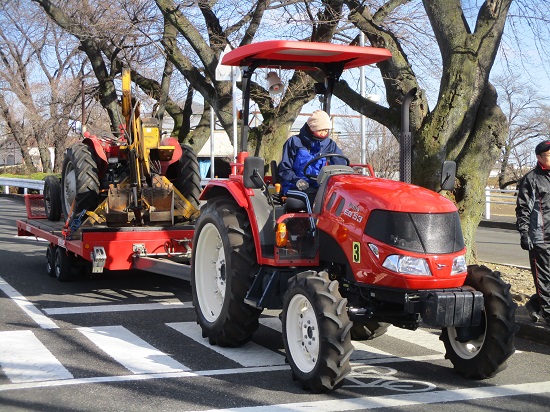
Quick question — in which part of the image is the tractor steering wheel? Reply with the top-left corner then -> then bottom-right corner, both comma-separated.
302,153 -> 350,180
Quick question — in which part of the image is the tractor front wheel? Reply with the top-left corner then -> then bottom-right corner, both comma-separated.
191,198 -> 261,346
282,271 -> 353,392
440,265 -> 518,379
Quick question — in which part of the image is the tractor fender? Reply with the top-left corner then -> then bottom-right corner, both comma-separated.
200,180 -> 270,264
200,180 -> 250,209
160,136 -> 183,166
82,133 -> 108,178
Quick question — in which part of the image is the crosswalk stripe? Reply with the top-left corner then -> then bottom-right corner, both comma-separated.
77,326 -> 190,374
0,276 -> 58,329
44,301 -> 193,315
385,327 -> 445,353
0,330 -> 73,383
167,322 -> 287,367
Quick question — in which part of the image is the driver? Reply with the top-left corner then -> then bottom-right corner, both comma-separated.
278,110 -> 346,199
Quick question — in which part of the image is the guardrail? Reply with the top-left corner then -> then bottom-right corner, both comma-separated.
485,187 -> 517,220
0,177 -> 517,220
0,177 -> 44,194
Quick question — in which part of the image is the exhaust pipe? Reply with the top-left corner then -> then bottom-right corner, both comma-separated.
400,88 -> 416,183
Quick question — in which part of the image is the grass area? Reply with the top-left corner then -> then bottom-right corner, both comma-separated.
0,172 -> 55,180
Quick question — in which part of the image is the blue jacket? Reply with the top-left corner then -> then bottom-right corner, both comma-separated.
278,123 -> 345,194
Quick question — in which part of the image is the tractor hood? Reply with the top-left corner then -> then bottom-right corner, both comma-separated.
327,174 -> 457,214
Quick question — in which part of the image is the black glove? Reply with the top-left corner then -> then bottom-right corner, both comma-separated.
520,234 -> 532,251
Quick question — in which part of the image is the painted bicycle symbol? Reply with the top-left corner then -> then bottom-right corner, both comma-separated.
344,365 -> 437,392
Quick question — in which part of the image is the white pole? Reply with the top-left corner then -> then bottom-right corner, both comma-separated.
360,33 -> 366,165
485,186 -> 491,220
210,108 -> 215,178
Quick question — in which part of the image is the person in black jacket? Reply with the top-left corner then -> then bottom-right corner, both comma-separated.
516,140 -> 550,324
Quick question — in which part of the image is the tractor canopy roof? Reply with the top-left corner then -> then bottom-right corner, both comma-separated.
221,40 -> 392,71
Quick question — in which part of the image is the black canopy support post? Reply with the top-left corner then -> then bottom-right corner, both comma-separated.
240,65 -> 255,153
400,88 -> 417,183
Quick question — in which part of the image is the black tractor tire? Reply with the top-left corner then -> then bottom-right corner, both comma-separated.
46,244 -> 56,277
43,175 -> 62,221
350,320 -> 390,341
171,144 -> 201,211
191,197 -> 261,346
282,270 -> 354,392
440,264 -> 518,379
54,246 -> 74,282
61,143 -> 100,219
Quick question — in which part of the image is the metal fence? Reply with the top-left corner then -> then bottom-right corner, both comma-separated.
0,177 -> 44,194
0,177 -> 517,220
484,187 -> 517,220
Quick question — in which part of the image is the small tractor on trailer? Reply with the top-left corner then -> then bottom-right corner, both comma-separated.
191,40 -> 518,392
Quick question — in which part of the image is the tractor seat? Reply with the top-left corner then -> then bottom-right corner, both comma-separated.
284,190 -> 313,213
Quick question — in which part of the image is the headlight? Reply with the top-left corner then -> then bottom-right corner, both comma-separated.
451,255 -> 467,275
382,255 -> 432,276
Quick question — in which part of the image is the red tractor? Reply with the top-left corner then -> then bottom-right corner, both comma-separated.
190,41 -> 518,392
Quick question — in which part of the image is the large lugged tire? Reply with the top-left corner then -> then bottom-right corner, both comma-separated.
54,247 -> 74,282
440,264 -> 518,379
282,270 -> 354,392
191,198 -> 261,346
43,175 -> 62,221
170,144 -> 201,211
61,143 -> 100,219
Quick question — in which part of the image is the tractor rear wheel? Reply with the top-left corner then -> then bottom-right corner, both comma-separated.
191,198 -> 261,346
172,144 -> 201,211
43,175 -> 62,221
350,320 -> 390,341
282,271 -> 354,392
440,265 -> 518,379
61,143 -> 100,219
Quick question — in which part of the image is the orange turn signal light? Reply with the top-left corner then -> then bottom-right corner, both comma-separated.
276,223 -> 288,247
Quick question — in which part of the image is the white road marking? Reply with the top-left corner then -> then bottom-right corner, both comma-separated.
0,365 -> 289,392
0,330 -> 73,383
77,325 -> 190,374
0,276 -> 58,329
385,326 -> 445,353
191,381 -> 550,411
44,301 -> 193,315
167,322 -> 286,367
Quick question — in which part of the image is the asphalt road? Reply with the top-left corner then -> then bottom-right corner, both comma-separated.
1,196 -> 550,411
476,225 -> 529,268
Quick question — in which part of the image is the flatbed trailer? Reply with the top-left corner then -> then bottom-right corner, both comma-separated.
16,195 -> 195,281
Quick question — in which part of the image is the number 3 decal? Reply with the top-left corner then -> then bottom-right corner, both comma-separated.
352,242 -> 360,263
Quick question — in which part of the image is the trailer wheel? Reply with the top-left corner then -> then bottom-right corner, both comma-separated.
169,144 -> 201,211
46,244 -> 57,277
61,143 -> 100,219
282,271 -> 353,392
191,198 -> 261,346
43,176 -> 62,221
54,247 -> 74,282
440,265 -> 518,379
350,320 -> 390,341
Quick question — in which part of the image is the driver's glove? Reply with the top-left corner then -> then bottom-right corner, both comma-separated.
520,233 -> 532,251
296,179 -> 309,191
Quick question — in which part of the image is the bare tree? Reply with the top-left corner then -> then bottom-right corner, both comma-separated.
493,73 -> 550,188
0,1 -> 83,172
